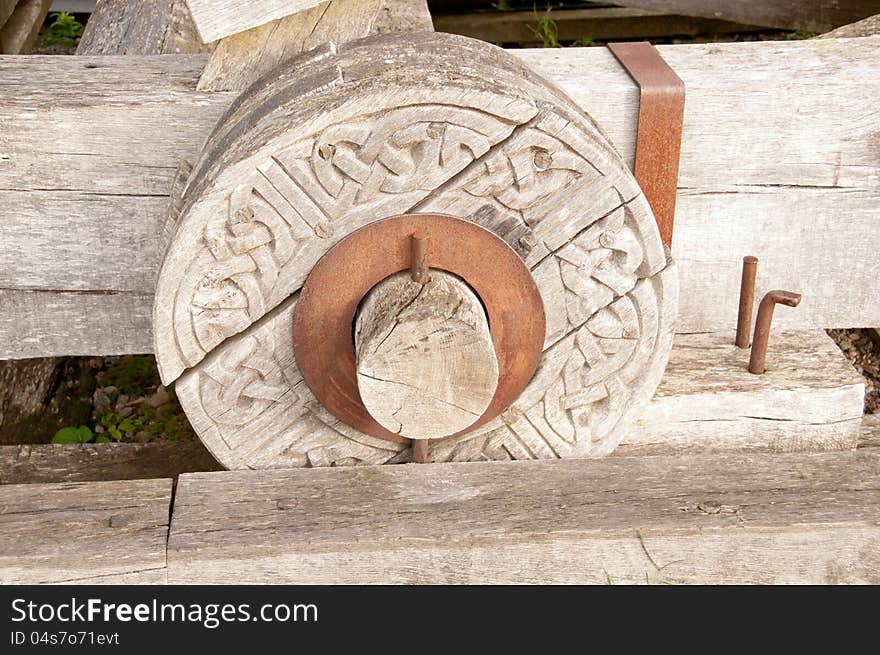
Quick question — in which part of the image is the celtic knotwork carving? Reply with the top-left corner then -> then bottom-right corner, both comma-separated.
156,32 -> 677,469
157,102 -> 534,383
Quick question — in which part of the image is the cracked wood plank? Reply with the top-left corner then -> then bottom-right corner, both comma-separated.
166,450 -> 880,583
0,478 -> 172,584
617,330 -> 865,454
355,271 -> 499,440
1,36 -> 879,356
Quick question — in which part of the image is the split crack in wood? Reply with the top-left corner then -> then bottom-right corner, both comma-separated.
355,271 -> 499,440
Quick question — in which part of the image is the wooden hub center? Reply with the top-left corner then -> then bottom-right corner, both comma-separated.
292,213 -> 546,445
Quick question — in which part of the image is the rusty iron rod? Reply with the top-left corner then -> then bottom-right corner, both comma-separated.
736,256 -> 758,348
411,233 -> 430,284
412,439 -> 429,464
748,290 -> 802,374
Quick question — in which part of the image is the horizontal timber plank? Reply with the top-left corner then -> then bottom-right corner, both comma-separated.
618,330 -> 864,455
433,7 -> 762,44
1,36 -> 879,356
0,441 -> 221,485
607,0 -> 880,33
167,450 -> 880,583
0,478 -> 172,584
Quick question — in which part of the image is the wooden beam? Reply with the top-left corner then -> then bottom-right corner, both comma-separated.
183,0 -> 327,43
0,441 -> 221,484
166,450 -> 880,583
433,7 -> 762,45
618,330 -> 864,455
611,1 -> 880,33
0,0 -> 51,54
77,0 -> 208,55
0,478 -> 172,583
1,36 -> 879,357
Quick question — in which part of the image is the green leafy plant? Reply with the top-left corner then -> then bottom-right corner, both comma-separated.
51,425 -> 102,444
491,0 -> 514,10
38,12 -> 84,49
528,5 -> 562,48
571,37 -> 594,47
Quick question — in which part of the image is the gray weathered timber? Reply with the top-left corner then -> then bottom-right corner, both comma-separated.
0,442 -> 221,484
860,413 -> 880,449
197,0 -> 384,92
2,36 -> 880,357
0,0 -> 50,54
618,331 -> 865,455
374,0 -> 432,33
184,0 -> 326,42
77,0 -> 208,55
0,478 -> 172,584
612,0 -> 880,33
433,7 -> 762,44
166,451 -> 880,584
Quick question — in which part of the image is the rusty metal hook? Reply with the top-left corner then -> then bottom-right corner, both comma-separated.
748,290 -> 802,374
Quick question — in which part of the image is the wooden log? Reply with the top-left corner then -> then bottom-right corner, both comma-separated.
0,0 -> 51,54
166,450 -> 880,583
618,330 -> 865,455
433,7 -> 762,45
355,271 -> 499,440
1,36 -> 879,357
77,0 -> 207,55
0,441 -> 221,485
612,0 -> 880,33
0,478 -> 172,584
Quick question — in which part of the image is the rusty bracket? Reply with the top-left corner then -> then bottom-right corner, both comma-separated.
608,42 -> 685,250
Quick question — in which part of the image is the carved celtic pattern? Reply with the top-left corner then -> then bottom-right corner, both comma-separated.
156,103 -> 532,382
155,33 -> 678,468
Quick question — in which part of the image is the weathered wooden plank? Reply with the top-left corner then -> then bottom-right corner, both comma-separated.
1,36 -> 878,356
0,442 -> 221,484
614,0 -> 880,33
0,478 -> 172,584
167,451 -> 880,583
0,0 -> 51,54
197,0 -> 384,92
860,413 -> 880,449
820,12 -> 880,37
374,0 -> 432,33
77,0 -> 208,55
433,7 -> 761,44
184,0 -> 327,42
618,331 -> 865,455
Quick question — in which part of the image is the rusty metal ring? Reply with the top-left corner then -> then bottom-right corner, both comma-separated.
293,213 -> 546,444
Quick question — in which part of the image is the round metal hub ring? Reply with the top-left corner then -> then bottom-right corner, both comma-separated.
292,213 -> 546,444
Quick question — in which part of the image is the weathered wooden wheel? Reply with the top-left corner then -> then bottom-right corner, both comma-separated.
153,31 -> 678,468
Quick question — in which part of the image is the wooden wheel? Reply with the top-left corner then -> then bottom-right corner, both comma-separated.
153,32 -> 678,468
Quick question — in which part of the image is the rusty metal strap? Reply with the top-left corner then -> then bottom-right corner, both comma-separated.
607,42 -> 685,250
